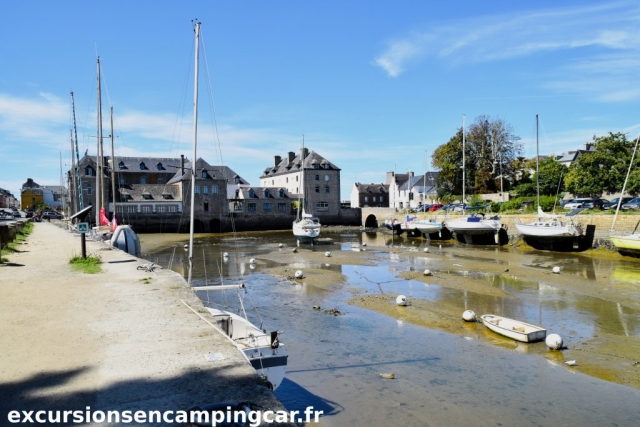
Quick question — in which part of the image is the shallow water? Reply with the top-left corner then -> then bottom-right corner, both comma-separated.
143,230 -> 640,426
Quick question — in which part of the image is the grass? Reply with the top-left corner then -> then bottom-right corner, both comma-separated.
1,222 -> 34,263
69,254 -> 102,274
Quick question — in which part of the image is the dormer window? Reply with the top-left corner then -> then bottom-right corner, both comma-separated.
201,170 -> 208,179
279,189 -> 285,198
85,166 -> 95,176
234,176 -> 240,184
162,193 -> 172,200
324,164 -> 329,170
248,189 -> 255,198
140,177 -> 147,185
118,161 -> 125,170
264,189 -> 270,198
139,162 -> 147,170
142,193 -> 152,200
156,162 -> 165,171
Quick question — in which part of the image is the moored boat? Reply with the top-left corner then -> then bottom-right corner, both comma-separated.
480,314 -> 547,343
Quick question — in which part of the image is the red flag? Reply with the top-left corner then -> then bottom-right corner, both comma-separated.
99,207 -> 110,226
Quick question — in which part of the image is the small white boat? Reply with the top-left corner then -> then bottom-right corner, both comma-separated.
110,224 -> 141,257
480,314 -> 547,343
205,307 -> 288,391
411,218 -> 444,235
515,207 -> 583,241
293,212 -> 321,242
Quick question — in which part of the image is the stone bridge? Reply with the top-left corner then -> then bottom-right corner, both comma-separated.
360,207 -> 396,228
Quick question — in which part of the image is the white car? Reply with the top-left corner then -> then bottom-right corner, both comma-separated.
563,198 -> 592,210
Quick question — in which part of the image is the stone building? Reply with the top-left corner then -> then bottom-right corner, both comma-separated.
259,148 -> 342,224
350,183 -> 389,208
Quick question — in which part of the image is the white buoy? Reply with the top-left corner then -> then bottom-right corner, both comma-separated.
325,251 -> 331,257
249,258 -> 256,264
546,333 -> 563,350
279,243 -> 284,248
552,266 -> 561,274
396,295 -> 407,306
249,264 -> 256,270
462,310 -> 477,322
423,247 -> 429,253
294,270 -> 304,279
423,269 -> 432,276
362,242 -> 367,247
223,252 -> 229,258
292,248 -> 298,253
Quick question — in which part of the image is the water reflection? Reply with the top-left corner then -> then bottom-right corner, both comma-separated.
142,230 -> 640,426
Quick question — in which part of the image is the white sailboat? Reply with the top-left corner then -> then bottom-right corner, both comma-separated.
187,22 -> 287,390
610,132 -> 640,256
515,115 -> 583,244
292,135 -> 321,243
445,115 -> 504,244
404,151 -> 444,237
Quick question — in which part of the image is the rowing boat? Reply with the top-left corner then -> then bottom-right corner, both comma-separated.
480,314 -> 547,343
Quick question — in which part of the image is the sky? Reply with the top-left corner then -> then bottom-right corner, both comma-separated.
2,1 -> 640,202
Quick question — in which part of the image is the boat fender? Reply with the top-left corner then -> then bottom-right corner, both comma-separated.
396,295 -> 407,306
546,333 -> 563,350
552,266 -> 561,274
462,310 -> 477,322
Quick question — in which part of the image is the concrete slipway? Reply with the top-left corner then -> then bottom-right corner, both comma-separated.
0,222 -> 292,426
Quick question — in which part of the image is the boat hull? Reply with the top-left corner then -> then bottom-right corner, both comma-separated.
610,234 -> 640,255
515,222 -> 581,241
481,314 -> 546,343
445,217 -> 502,236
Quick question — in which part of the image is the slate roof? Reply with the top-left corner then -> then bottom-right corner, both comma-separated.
234,187 -> 294,200
355,183 -> 389,194
118,184 -> 182,202
260,150 -> 340,178
399,172 -> 440,192
167,158 -> 249,185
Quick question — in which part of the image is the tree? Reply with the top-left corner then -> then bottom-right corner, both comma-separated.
564,132 -> 637,197
432,116 -> 522,199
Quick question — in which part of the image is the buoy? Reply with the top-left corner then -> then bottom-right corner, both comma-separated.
546,333 -> 563,350
294,270 -> 304,279
462,310 -> 477,322
292,248 -> 298,253
249,258 -> 256,264
249,264 -> 256,270
223,252 -> 229,258
362,242 -> 367,247
279,243 -> 284,248
552,266 -> 561,274
396,295 -> 407,306
325,251 -> 331,257
423,269 -> 432,276
423,247 -> 429,253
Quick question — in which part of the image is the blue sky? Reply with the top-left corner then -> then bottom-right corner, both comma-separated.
2,1 -> 640,202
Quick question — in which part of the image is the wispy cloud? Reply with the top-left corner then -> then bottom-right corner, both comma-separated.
374,2 -> 640,87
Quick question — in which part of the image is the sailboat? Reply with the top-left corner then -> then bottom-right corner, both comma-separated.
609,132 -> 640,256
445,115 -> 504,244
408,151 -> 444,237
186,22 -> 287,390
514,115 -> 583,246
292,135 -> 321,243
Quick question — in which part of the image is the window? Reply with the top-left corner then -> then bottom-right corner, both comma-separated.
158,177 -> 164,184
234,176 -> 240,184
168,205 -> 179,213
201,170 -> 207,178
139,162 -> 147,170
325,186 -> 330,193
87,187 -> 93,195
278,202 -> 287,211
279,189 -> 285,198
203,185 -> 209,195
247,202 -> 257,212
157,205 -> 167,213
204,201 -> 209,212
324,175 -> 329,181
141,205 -> 152,213
315,175 -> 319,181
211,185 -> 218,194
324,164 -> 329,169
264,189 -> 270,197
248,189 -> 254,198
85,167 -> 95,176
195,185 -> 200,194
313,163 -> 319,169
380,196 -> 384,202
286,177 -> 288,183
316,201 -> 329,211
315,185 -> 320,193
120,177 -> 126,185
272,180 -> 274,185
373,196 -> 377,202
140,177 -> 147,185
118,161 -> 125,170
296,176 -> 299,182
364,196 -> 368,202
156,163 -> 164,170
263,203 -> 272,211
126,205 -> 136,213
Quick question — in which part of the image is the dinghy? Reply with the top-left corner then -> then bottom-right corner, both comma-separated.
480,314 -> 547,343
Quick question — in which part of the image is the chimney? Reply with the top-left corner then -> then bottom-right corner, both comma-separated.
288,151 -> 295,162
385,171 -> 395,185
274,155 -> 282,168
181,154 -> 185,176
303,148 -> 309,159
408,171 -> 414,178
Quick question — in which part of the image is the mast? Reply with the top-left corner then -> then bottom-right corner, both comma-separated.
611,132 -> 640,233
70,91 -> 83,210
536,114 -> 540,211
69,129 -> 77,215
462,114 -> 466,207
96,57 -> 104,226
299,134 -> 305,219
423,150 -> 427,206
188,21 -> 201,285
110,106 -> 116,222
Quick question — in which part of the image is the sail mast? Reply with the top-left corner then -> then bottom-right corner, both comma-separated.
536,114 -> 540,211
70,91 -> 83,210
69,128 -> 77,215
96,57 -> 104,226
188,21 -> 201,285
110,106 -> 117,222
462,114 -> 466,207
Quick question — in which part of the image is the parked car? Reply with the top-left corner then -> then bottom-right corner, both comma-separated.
603,197 -> 633,210
563,198 -> 593,210
410,204 -> 430,213
12,210 -> 21,218
583,198 -> 608,210
429,203 -> 443,212
621,197 -> 640,210
42,211 -> 63,220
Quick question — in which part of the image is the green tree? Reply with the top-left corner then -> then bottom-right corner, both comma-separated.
432,116 -> 522,199
536,158 -> 567,196
565,132 -> 636,196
